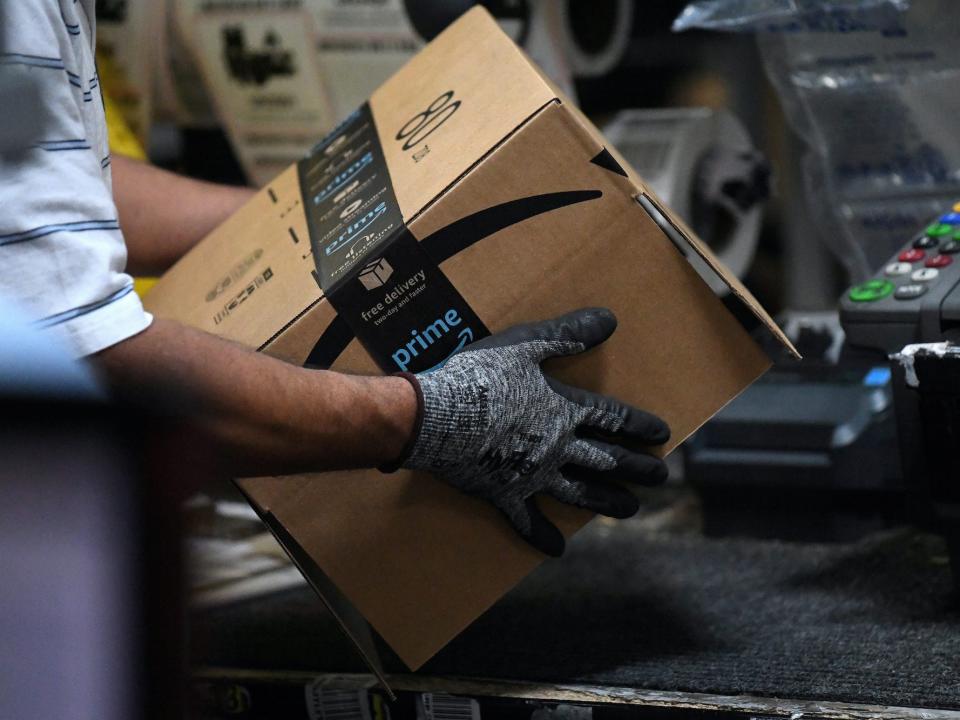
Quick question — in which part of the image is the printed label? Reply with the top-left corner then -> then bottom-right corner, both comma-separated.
213,267 -> 274,326
416,693 -> 480,720
205,248 -> 264,302
305,684 -> 372,720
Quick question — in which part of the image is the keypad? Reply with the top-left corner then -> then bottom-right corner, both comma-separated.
847,200 -> 960,303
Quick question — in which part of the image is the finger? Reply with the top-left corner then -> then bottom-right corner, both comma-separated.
499,496 -> 566,557
547,378 -> 671,445
565,441 -> 669,486
547,474 -> 640,519
564,438 -> 618,472
468,307 -> 617,361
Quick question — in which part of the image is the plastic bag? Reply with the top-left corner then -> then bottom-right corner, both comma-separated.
673,0 -> 911,33
675,0 -> 960,281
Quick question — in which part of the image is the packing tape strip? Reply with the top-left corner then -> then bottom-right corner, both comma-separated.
297,102 -> 490,374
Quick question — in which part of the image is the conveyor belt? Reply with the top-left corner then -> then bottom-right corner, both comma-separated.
191,521 -> 960,710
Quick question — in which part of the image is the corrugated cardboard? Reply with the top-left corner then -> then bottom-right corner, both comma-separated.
145,7 -> 797,675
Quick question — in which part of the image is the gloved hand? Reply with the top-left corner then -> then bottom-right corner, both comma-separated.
394,307 -> 670,556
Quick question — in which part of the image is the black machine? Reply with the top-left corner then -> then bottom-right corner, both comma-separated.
840,203 -> 960,577
840,205 -> 960,353
685,319 -> 906,542
687,202 -> 960,581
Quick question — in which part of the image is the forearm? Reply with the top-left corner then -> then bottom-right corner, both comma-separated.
111,155 -> 255,275
95,319 -> 418,476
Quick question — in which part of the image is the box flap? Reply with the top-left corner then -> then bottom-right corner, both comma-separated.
637,188 -> 800,359
369,6 -> 557,222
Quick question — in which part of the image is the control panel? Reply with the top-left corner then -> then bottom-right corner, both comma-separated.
840,202 -> 960,353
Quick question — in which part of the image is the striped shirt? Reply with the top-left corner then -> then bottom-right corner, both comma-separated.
0,0 -> 151,357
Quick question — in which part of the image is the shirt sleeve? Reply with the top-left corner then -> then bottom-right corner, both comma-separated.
0,0 -> 151,357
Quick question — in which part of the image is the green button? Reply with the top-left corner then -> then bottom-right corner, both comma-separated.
926,222 -> 953,237
849,279 -> 894,302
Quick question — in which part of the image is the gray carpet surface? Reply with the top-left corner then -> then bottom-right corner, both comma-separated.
192,524 -> 960,709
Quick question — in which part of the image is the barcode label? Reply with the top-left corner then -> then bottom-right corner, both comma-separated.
305,685 -> 372,720
416,693 -> 480,720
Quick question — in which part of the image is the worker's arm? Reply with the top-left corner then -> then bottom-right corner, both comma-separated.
97,308 -> 670,557
111,155 -> 255,276
96,318 -> 418,476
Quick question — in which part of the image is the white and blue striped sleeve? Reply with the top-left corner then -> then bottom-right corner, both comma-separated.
0,0 -> 151,358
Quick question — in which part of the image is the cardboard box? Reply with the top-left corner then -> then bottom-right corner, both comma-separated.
145,6 -> 796,684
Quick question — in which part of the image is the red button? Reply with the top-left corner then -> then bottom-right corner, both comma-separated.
899,248 -> 926,262
926,254 -> 953,268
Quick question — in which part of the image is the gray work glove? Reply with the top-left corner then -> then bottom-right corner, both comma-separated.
392,307 -> 670,556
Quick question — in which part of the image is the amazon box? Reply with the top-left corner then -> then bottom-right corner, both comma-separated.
145,6 -> 796,684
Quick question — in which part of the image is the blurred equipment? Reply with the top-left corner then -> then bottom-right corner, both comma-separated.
840,204 -> 960,353
174,5 -> 336,185
221,26 -> 296,86
158,0 -> 637,184
403,0 -> 635,99
690,200 -> 960,584
186,495 -> 304,609
558,0 -> 632,79
605,108 -> 767,293
673,0 -> 960,586
840,200 -> 960,581
96,1 -> 162,145
685,316 -> 904,542
675,0 -> 960,281
1,395 -> 143,720
891,344 -> 960,579
0,299 -> 201,720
